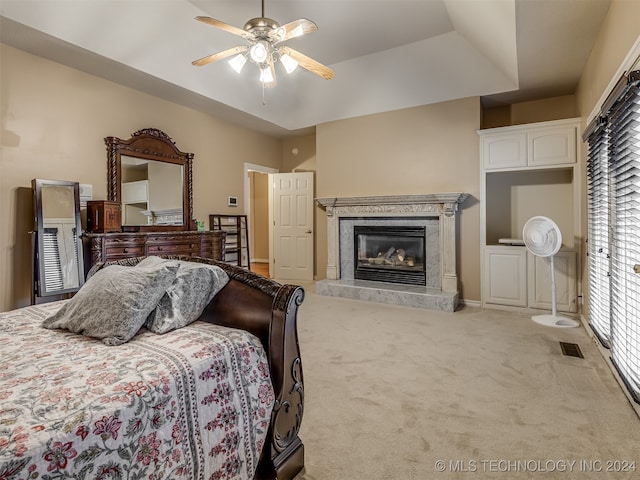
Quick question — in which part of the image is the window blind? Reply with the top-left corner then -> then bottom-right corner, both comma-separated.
586,120 -> 611,347
608,82 -> 640,401
42,227 -> 64,292
584,70 -> 640,403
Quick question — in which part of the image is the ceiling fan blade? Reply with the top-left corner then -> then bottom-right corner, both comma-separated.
192,45 -> 248,67
275,18 -> 318,43
280,46 -> 334,80
195,16 -> 253,39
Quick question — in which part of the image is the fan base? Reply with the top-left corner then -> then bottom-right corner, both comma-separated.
532,314 -> 579,328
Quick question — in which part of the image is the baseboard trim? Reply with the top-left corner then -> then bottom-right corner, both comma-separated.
458,299 -> 481,308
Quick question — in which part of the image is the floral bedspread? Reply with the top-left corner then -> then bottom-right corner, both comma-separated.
0,301 -> 274,480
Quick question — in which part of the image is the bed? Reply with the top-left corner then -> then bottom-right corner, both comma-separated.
0,256 -> 305,480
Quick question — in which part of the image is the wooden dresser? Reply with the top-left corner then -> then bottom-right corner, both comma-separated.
84,231 -> 225,266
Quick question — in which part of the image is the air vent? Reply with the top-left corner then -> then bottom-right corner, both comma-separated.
560,342 -> 584,358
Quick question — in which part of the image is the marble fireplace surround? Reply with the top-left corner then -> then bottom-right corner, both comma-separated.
316,193 -> 469,312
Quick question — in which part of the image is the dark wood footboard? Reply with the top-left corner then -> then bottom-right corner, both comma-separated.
88,255 -> 305,480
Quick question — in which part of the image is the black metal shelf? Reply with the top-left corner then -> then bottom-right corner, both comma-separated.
209,214 -> 250,270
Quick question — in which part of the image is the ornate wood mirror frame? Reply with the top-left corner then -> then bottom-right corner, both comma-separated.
106,128 -> 193,231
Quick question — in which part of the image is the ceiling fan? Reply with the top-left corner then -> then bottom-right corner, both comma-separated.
192,0 -> 334,87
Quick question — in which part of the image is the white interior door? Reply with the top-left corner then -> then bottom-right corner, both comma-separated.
270,172 -> 314,281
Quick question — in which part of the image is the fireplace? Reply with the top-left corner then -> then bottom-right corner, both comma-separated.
316,193 -> 469,312
354,226 -> 426,285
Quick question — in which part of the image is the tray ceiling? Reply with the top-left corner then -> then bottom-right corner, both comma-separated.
0,0 -> 611,137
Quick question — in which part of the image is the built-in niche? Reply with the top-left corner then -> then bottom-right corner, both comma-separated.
485,167 -> 574,247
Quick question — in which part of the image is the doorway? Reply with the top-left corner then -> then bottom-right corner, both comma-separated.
244,164 -> 315,281
244,163 -> 277,276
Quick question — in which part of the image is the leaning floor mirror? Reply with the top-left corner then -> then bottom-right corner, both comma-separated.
32,179 -> 84,302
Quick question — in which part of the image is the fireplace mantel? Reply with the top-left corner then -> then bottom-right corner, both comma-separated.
316,193 -> 469,312
316,193 -> 468,209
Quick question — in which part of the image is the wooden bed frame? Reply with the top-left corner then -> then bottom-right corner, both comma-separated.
92,255 -> 305,480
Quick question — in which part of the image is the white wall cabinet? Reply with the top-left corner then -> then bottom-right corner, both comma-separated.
483,247 -> 527,307
482,119 -> 577,170
484,247 -> 577,312
528,126 -> 576,167
479,118 -> 581,314
482,133 -> 527,169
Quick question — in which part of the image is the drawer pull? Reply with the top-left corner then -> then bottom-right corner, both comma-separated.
123,248 -> 128,253
157,246 -> 163,251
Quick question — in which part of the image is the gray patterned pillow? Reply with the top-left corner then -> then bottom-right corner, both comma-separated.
139,256 -> 230,334
42,262 -> 179,345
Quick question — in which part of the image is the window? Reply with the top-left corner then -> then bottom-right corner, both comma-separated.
584,70 -> 640,402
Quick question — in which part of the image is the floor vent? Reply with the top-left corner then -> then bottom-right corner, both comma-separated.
560,342 -> 584,358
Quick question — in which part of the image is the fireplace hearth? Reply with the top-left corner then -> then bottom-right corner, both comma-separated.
354,226 -> 426,286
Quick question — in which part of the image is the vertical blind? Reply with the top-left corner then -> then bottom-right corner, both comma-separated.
584,70 -> 640,402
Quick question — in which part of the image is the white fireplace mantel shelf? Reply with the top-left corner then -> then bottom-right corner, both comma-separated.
315,193 -> 470,312
316,193 -> 469,209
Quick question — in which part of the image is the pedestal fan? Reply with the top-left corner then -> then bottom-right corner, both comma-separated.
522,216 -> 579,328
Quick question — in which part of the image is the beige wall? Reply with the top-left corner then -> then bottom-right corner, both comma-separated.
282,134 -> 317,172
0,44 -> 283,311
316,97 -> 482,301
482,94 -> 577,129
575,0 -> 640,317
510,95 -> 577,125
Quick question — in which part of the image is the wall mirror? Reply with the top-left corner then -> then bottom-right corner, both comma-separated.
32,178 -> 84,298
106,128 -> 193,231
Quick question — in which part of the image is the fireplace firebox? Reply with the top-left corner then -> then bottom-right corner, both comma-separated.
354,226 -> 426,286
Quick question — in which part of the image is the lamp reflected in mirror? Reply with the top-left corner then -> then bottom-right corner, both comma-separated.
32,179 -> 84,302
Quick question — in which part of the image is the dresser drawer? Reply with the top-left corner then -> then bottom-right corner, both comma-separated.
105,245 -> 146,257
146,243 -> 198,255
86,231 -> 223,265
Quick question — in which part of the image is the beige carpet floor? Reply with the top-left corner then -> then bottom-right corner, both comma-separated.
291,283 -> 640,480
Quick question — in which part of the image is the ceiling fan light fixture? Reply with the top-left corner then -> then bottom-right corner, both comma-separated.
249,40 -> 270,63
259,64 -> 276,87
228,53 -> 248,73
280,52 -> 299,74
192,5 -> 334,90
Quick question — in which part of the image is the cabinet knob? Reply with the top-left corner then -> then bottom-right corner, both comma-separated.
634,264 -> 640,274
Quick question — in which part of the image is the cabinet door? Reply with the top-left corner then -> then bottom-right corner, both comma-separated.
483,247 -> 527,306
482,133 -> 527,170
527,127 -> 576,167
527,250 -> 577,313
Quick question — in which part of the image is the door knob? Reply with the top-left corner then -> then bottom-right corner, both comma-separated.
306,230 -> 312,234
